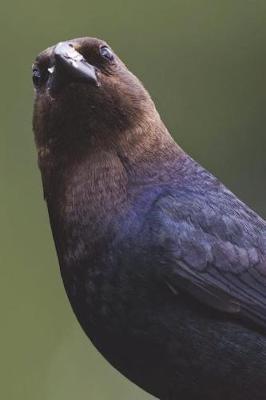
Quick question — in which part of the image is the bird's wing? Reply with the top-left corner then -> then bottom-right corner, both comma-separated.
147,189 -> 266,329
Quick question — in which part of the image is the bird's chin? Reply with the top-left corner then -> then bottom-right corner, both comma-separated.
46,80 -> 92,103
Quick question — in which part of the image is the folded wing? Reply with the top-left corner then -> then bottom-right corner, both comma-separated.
148,189 -> 266,330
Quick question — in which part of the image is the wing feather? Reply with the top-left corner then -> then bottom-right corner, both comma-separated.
149,191 -> 266,330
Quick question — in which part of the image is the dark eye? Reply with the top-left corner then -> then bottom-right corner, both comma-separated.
99,46 -> 114,62
32,66 -> 47,88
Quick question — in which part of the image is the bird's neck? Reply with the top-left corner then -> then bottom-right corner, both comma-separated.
38,114 -> 184,244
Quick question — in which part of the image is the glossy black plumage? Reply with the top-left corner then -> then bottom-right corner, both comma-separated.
32,37 -> 266,400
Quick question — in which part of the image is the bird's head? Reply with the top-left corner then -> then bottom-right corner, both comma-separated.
32,37 -> 160,159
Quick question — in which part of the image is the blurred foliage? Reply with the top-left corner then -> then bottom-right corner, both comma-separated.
1,0 -> 266,399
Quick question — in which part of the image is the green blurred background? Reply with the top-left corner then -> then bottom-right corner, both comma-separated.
1,1 -> 266,399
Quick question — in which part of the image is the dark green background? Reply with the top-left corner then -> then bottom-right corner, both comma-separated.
1,1 -> 266,399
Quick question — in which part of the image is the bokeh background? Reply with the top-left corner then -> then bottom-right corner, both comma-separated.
1,1 -> 266,399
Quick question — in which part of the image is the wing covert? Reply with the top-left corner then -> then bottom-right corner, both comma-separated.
148,191 -> 266,329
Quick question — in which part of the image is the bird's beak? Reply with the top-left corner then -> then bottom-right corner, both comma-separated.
48,42 -> 99,92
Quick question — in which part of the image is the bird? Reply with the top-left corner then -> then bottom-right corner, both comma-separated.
32,37 -> 266,400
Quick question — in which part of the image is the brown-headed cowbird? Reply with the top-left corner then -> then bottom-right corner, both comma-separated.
32,37 -> 266,400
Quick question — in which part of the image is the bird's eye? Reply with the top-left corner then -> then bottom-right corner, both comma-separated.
99,46 -> 114,62
32,66 -> 47,88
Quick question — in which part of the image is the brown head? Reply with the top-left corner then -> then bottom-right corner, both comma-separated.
32,37 -> 181,167
33,38 -> 162,153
